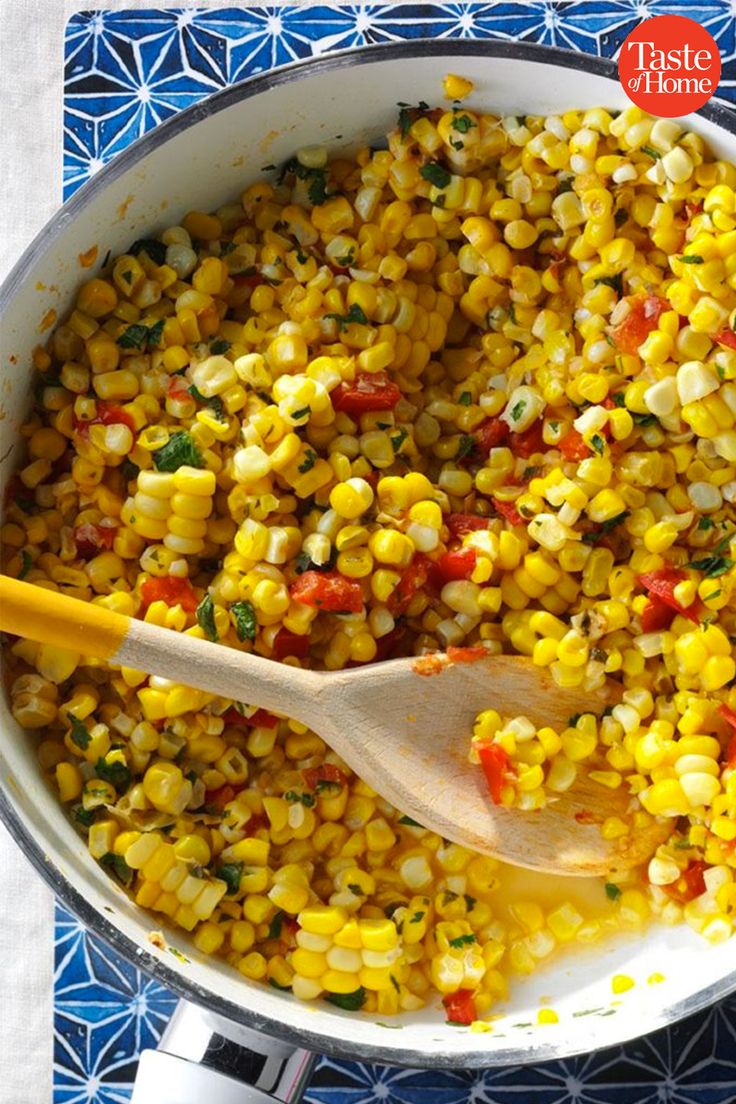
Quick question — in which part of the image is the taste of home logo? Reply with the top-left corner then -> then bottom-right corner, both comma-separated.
618,14 -> 722,118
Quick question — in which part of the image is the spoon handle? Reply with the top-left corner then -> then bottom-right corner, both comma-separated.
0,575 -> 316,720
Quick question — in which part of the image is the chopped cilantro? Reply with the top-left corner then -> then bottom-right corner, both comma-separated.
325,303 -> 369,330
698,517 -> 715,530
18,550 -> 31,580
679,255 -> 704,264
326,987 -> 366,1011
284,791 -> 316,807
101,852 -> 134,886
687,555 -> 733,578
448,933 -> 477,948
117,323 -> 150,350
335,251 -> 355,268
196,593 -> 218,641
632,412 -> 658,427
420,162 -> 452,189
268,911 -> 285,939
556,177 -> 574,193
641,145 -> 661,160
457,434 -> 476,460
391,427 -> 409,453
612,392 -> 626,407
218,862 -> 244,895
347,883 -> 365,895
147,319 -> 165,347
581,510 -> 630,544
210,338 -> 231,355
397,815 -> 423,827
298,449 -> 317,474
590,433 -> 606,455
73,806 -> 96,828
308,172 -> 330,206
605,883 -> 622,901
152,431 -> 203,472
397,100 -> 430,139
220,241 -> 237,256
188,384 -> 225,418
292,405 -> 311,421
121,459 -> 140,482
458,391 -> 472,406
595,274 -> 623,296
452,114 -> 476,134
510,399 -> 527,422
95,757 -> 131,794
129,238 -> 167,265
614,208 -> 629,227
70,715 -> 91,751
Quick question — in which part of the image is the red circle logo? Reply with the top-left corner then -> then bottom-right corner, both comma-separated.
618,15 -> 721,117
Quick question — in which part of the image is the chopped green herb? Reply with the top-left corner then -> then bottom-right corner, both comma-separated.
18,550 -> 31,580
391,427 -> 409,453
284,790 -> 316,807
590,433 -> 606,455
122,459 -> 140,482
129,238 -> 167,265
295,247 -> 309,264
298,449 -> 317,474
420,162 -> 452,189
196,593 -> 218,641
717,365 -> 726,381
674,838 -> 693,850
556,177 -> 574,193
218,862 -> 244,895
409,911 -> 425,924
614,208 -> 629,227
188,384 -> 225,418
292,405 -> 311,421
210,338 -> 231,355
679,255 -> 704,264
698,517 -> 715,530
152,431 -> 204,472
510,399 -> 527,422
612,392 -> 626,407
308,172 -> 330,206
101,852 -> 134,886
641,145 -> 661,160
326,987 -> 366,1011
347,883 -> 365,896
452,114 -> 476,134
335,251 -> 355,268
457,434 -> 476,460
632,412 -> 658,427
117,323 -> 150,350
448,933 -> 477,948
687,555 -> 734,578
70,715 -> 91,751
147,319 -> 164,347
325,303 -> 369,330
458,391 -> 472,406
73,806 -> 96,828
595,274 -> 623,296
397,100 -> 431,139
605,883 -> 622,901
95,757 -> 132,794
522,465 -> 541,481
582,510 -> 630,545
220,241 -> 237,256
397,815 -> 423,827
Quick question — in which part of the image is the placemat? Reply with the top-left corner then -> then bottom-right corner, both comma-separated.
56,5 -> 736,1102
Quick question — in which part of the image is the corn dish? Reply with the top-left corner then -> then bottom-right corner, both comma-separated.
3,84 -> 736,1026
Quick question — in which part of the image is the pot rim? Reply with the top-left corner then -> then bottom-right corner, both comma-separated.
3,36 -> 736,1070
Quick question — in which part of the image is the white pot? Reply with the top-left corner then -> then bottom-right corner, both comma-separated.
2,40 -> 736,1078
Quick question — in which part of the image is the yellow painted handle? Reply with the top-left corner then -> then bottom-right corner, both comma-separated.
0,575 -> 131,660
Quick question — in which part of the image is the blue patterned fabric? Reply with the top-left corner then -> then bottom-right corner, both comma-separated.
56,4 -> 736,1102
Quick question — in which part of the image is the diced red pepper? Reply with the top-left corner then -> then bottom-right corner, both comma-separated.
492,498 -> 523,527
447,645 -> 487,664
232,271 -> 265,288
442,989 -> 477,1026
73,400 -> 136,435
638,568 -> 700,624
446,514 -> 491,539
713,329 -> 736,351
437,548 -> 477,582
140,575 -> 198,612
509,419 -> 545,458
273,628 -> 310,661
685,200 -> 703,222
473,417 -> 509,458
221,707 -> 279,728
559,428 -> 590,461
477,743 -> 513,805
204,783 -> 242,811
73,522 -> 118,558
302,763 -> 349,791
718,704 -> 736,767
388,553 -> 439,616
167,374 -> 191,399
290,570 -> 364,613
611,295 -> 669,355
661,860 -> 708,903
640,596 -> 675,633
331,372 -> 402,414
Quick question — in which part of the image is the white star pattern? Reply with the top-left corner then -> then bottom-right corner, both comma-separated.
56,4 -> 736,1101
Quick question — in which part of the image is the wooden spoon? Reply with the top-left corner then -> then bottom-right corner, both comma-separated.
0,575 -> 665,875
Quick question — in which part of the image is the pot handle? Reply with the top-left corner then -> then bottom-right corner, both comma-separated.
131,999 -> 316,1104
